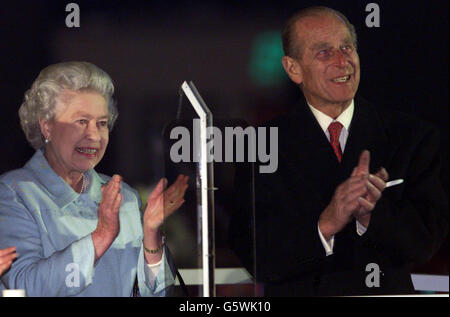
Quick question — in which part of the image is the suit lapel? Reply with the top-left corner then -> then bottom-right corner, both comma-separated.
340,97 -> 396,178
279,98 -> 342,206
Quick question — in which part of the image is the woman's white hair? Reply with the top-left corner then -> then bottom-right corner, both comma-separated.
19,61 -> 118,149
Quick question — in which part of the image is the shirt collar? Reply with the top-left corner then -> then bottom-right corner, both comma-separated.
307,99 -> 354,133
24,149 -> 106,208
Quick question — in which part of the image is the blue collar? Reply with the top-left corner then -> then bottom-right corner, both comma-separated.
24,149 -> 107,209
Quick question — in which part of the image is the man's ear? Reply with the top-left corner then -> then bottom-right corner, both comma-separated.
38,118 -> 52,141
281,56 -> 303,85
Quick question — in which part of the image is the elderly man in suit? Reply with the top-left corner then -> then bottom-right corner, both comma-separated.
229,6 -> 448,296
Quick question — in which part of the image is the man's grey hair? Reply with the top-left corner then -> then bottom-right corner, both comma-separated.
282,6 -> 358,59
18,61 -> 118,149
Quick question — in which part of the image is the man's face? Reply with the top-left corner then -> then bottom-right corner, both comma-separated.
291,14 -> 360,108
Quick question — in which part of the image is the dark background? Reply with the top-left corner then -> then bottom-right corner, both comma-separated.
0,0 -> 447,284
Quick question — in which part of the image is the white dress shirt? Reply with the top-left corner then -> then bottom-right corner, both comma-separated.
146,258 -> 163,287
307,100 -> 367,256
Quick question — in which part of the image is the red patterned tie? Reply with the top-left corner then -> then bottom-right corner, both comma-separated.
328,121 -> 343,163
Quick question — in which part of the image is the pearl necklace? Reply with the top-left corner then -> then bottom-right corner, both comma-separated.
80,173 -> 88,194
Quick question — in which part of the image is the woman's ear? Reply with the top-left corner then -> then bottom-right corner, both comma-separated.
281,56 -> 303,85
38,118 -> 51,142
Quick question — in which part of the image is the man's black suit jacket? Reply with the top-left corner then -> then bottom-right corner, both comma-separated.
229,96 -> 448,296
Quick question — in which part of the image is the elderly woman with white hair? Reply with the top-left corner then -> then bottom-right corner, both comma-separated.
0,61 -> 188,296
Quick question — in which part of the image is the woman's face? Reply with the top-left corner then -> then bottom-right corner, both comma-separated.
40,90 -> 109,179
